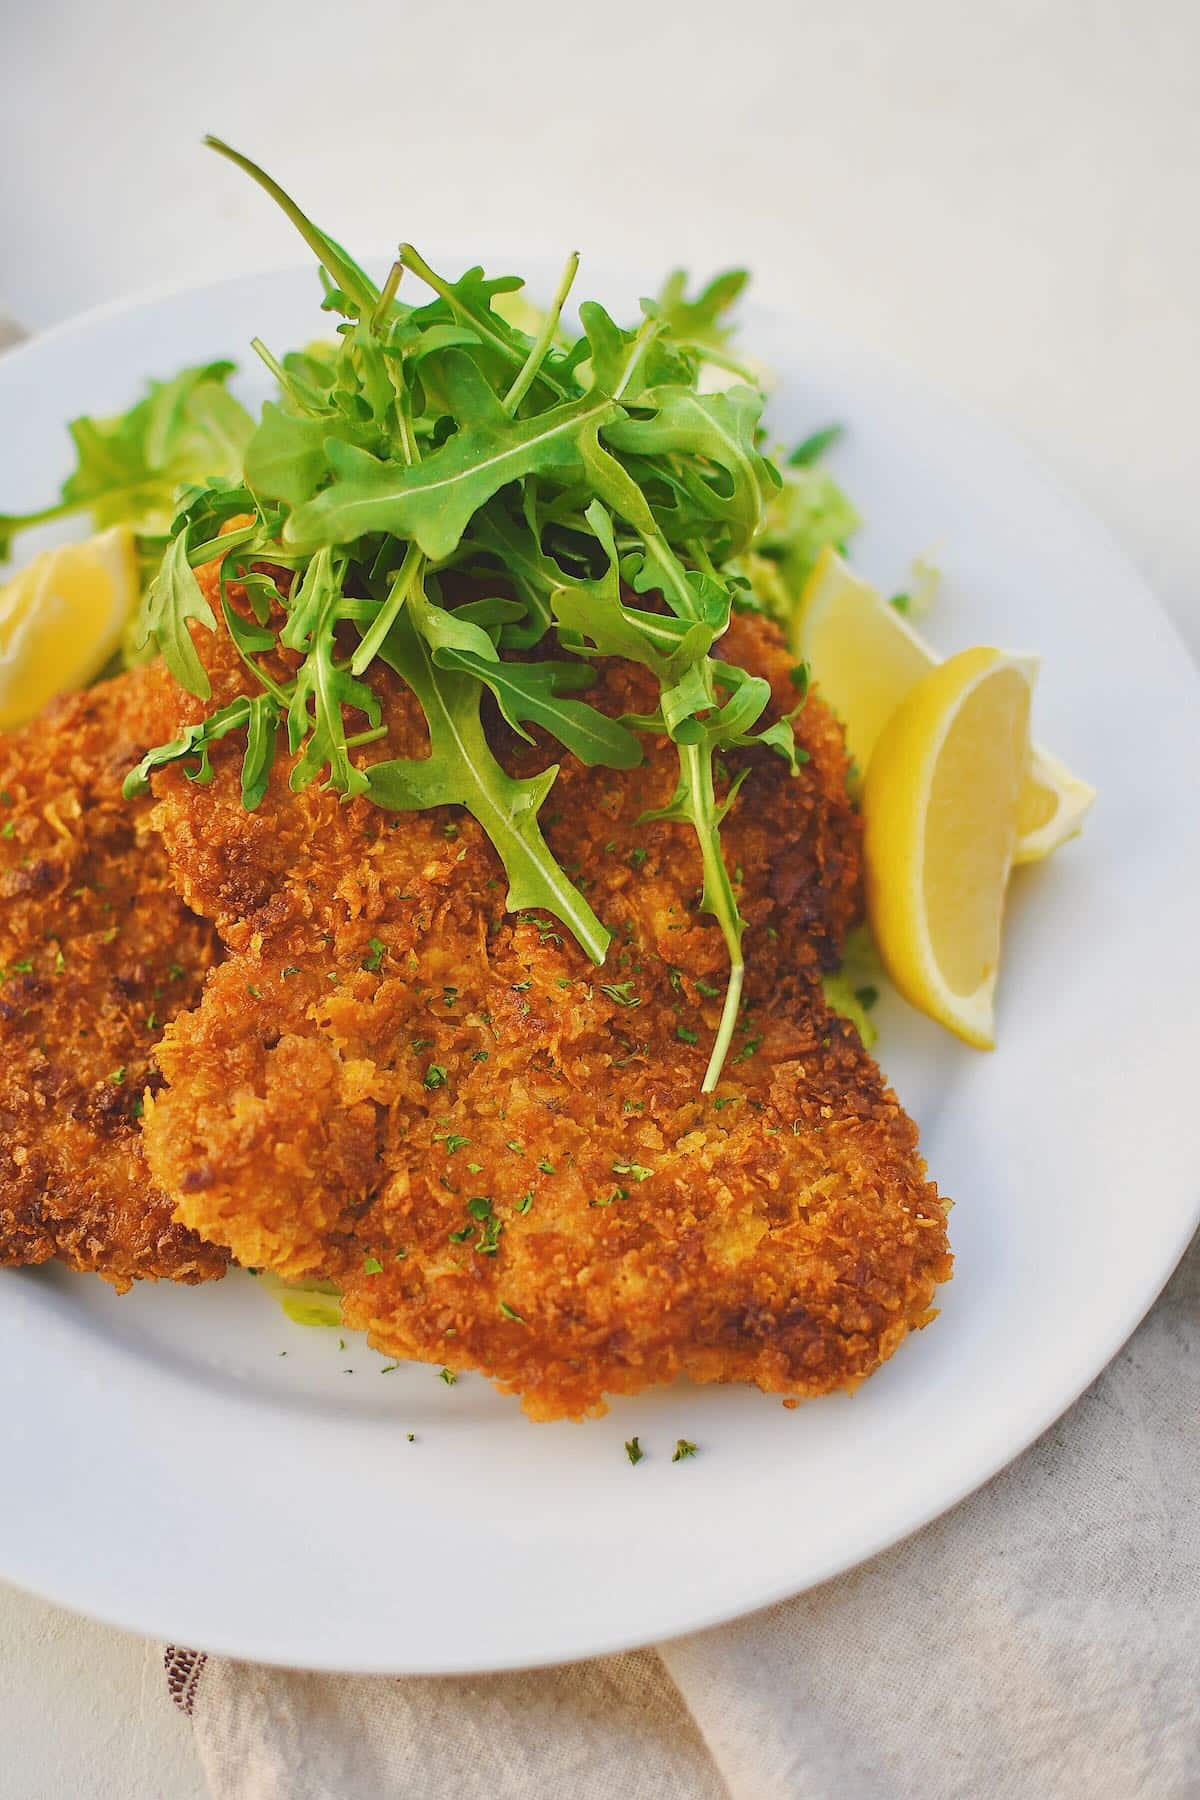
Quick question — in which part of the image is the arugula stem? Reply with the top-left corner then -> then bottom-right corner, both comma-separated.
249,337 -> 289,389
350,541 -> 422,675
0,497 -> 87,542
217,593 -> 293,705
187,523 -> 259,567
680,740 -> 746,1091
397,244 -> 565,399
503,251 -> 579,415
371,259 -> 404,334
204,138 -> 379,312
611,316 -> 661,401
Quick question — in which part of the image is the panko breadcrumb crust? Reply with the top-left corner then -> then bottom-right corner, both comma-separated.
0,666 -> 227,1288
143,567 -> 950,1418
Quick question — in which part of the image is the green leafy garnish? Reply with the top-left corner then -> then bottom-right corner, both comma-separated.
0,361 -> 253,568
127,139 -> 839,1090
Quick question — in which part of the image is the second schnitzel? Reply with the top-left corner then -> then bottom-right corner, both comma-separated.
0,666 -> 227,1290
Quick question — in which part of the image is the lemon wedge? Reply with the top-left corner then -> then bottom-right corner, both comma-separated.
792,547 -> 1094,861
0,527 -> 138,731
862,647 -> 1035,1048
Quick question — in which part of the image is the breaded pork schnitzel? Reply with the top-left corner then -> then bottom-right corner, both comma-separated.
143,572 -> 950,1417
0,666 -> 227,1289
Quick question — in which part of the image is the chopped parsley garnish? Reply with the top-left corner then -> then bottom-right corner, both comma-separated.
0,820 -> 14,840
361,936 -> 386,971
514,1191 -> 534,1214
612,1161 -> 652,1182
672,1439 -> 698,1462
625,1437 -> 644,1465
498,1300 -> 525,1323
107,1066 -> 126,1086
362,1255 -> 384,1274
439,1367 -> 458,1386
423,1064 -> 448,1090
601,981 -> 641,1008
592,1185 -> 628,1207
537,1158 -> 555,1175
628,848 -> 649,870
675,1023 -> 699,1044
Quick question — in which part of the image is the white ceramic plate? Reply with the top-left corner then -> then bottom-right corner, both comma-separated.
1,261 -> 1197,1675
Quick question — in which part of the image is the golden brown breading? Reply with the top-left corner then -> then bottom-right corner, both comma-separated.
0,666 -> 227,1290
145,586 -> 949,1416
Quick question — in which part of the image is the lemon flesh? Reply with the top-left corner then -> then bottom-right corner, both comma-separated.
863,648 -> 1034,1048
792,547 -> 1093,860
0,527 -> 139,731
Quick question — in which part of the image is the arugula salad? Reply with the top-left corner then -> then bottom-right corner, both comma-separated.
1,137 -> 858,1090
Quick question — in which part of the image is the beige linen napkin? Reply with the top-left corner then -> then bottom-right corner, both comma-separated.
169,1230 -> 1197,1800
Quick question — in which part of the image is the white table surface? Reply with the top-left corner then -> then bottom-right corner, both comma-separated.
1,2 -> 1197,1793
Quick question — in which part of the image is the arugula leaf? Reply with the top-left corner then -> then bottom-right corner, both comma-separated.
132,524 -> 217,699
652,268 -> 748,348
244,402 -> 341,507
122,693 -> 280,807
284,388 -> 622,558
788,423 -> 843,467
371,609 -> 610,961
283,549 -> 381,798
0,362 -> 252,564
754,466 -> 860,604
434,649 -> 642,769
604,384 -> 780,556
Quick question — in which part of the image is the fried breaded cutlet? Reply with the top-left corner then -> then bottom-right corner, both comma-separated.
0,665 -> 227,1290
142,572 -> 950,1418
